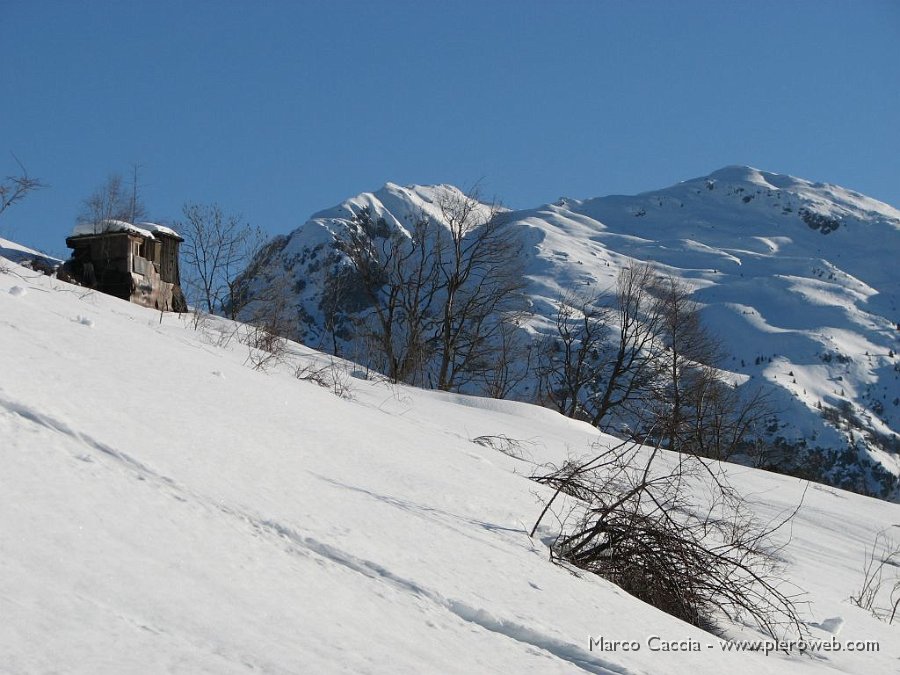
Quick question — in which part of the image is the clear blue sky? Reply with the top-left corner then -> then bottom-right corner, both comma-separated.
2,0 -> 898,256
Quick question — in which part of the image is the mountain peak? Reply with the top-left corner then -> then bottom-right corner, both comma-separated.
699,165 -> 797,190
707,164 -> 764,180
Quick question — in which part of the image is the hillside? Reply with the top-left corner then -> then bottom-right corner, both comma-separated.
3,249 -> 900,673
236,167 -> 900,500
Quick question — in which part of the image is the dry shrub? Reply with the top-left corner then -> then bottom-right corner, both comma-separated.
243,323 -> 288,371
531,438 -> 807,639
294,358 -> 353,399
850,530 -> 900,624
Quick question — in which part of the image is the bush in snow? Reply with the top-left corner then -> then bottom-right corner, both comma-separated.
531,437 -> 807,639
850,530 -> 900,625
294,357 -> 353,400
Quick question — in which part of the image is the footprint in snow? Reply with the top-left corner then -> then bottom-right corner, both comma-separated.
8,286 -> 26,297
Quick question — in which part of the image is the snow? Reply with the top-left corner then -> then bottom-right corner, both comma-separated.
68,219 -> 182,243
2,251 -> 900,674
241,167 -> 900,499
137,221 -> 182,238
71,219 -> 156,239
0,236 -> 61,267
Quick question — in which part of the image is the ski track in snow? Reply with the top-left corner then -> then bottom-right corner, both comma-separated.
253,519 -> 633,675
0,394 -> 177,487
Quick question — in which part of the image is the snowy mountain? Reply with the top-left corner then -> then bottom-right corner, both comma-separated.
3,246 -> 900,674
237,167 -> 900,500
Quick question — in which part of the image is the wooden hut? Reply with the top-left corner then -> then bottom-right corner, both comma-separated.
63,220 -> 187,312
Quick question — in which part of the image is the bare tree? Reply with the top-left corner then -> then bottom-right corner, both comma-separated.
482,314 -> 534,399
647,274 -> 723,451
537,263 -> 665,426
319,253 -> 353,357
538,265 -> 768,460
0,155 -> 45,220
633,274 -> 771,460
536,292 -> 611,419
686,373 -> 772,461
330,208 -> 442,384
78,171 -> 146,228
325,189 -> 528,391
177,203 -> 264,316
589,263 -> 667,426
432,188 -> 526,391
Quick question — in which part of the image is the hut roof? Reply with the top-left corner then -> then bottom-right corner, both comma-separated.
70,220 -> 182,241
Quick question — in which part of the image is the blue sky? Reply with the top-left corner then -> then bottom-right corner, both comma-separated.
2,0 -> 898,255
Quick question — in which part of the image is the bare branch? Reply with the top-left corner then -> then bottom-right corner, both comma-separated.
0,155 -> 46,219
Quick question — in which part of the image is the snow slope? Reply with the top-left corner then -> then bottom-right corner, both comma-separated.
237,168 -> 900,499
0,236 -> 60,270
2,253 -> 900,673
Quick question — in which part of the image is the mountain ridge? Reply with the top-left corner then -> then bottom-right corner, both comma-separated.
238,166 -> 900,499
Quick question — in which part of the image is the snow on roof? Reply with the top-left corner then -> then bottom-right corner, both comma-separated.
137,222 -> 182,239
71,219 -> 156,239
